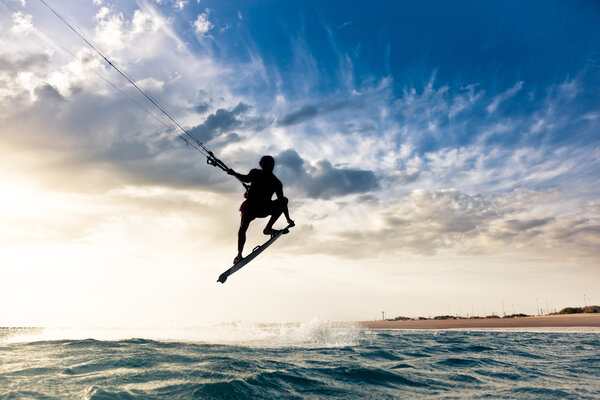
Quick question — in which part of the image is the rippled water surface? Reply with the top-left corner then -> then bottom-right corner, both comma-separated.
1,323 -> 599,399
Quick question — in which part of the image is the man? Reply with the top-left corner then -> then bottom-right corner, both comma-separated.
228,155 -> 294,264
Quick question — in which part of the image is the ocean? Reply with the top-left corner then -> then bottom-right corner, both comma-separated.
1,321 -> 599,399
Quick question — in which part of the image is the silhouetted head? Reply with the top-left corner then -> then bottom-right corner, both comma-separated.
259,155 -> 275,172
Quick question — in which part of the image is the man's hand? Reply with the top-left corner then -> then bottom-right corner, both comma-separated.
227,168 -> 236,176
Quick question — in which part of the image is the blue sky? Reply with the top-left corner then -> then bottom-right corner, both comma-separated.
167,0 -> 600,191
178,1 -> 600,111
0,0 -> 599,325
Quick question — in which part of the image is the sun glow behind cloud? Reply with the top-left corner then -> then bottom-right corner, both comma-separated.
1,0 -> 599,326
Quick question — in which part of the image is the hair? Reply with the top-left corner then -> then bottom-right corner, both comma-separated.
259,155 -> 275,172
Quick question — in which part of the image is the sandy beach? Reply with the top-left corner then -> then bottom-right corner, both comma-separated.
358,313 -> 600,330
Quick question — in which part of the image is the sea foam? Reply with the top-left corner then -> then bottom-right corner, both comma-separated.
1,318 -> 363,348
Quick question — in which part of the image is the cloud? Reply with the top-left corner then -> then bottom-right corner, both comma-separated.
135,77 -> 164,93
11,11 -> 33,34
277,97 -> 364,126
0,53 -> 50,72
269,73 -> 598,204
194,101 -> 210,114
93,6 -> 169,52
33,83 -> 64,102
307,160 -> 379,199
291,188 -> 505,258
292,187 -> 600,260
390,169 -> 422,185
486,80 -> 524,113
504,217 -> 554,232
276,149 -> 380,199
194,12 -> 213,34
94,8 -> 127,50
278,104 -> 319,126
187,102 -> 249,143
277,148 -> 305,173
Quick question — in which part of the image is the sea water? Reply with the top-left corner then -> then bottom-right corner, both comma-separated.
1,321 -> 599,399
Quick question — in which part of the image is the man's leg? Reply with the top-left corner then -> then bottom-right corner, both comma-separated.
263,197 -> 293,234
235,215 -> 252,263
281,199 -> 294,226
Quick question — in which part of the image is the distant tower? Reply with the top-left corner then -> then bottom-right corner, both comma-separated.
381,311 -> 385,321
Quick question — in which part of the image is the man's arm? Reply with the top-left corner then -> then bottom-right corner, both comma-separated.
228,169 -> 252,183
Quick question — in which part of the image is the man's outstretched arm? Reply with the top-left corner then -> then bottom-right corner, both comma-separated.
228,169 -> 252,183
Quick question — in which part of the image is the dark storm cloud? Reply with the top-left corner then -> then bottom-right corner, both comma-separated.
194,101 -> 210,114
275,149 -> 380,199
278,98 -> 363,126
187,102 -> 249,143
206,132 -> 245,152
222,132 -> 243,144
279,104 -> 319,126
307,160 -> 379,199
34,84 -> 64,103
277,148 -> 305,173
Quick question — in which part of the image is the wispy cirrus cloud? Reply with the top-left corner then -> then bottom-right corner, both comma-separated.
486,80 -> 523,113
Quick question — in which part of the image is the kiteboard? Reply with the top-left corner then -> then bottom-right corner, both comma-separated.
217,224 -> 293,283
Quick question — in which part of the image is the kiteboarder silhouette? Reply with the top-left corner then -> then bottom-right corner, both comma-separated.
228,155 -> 294,264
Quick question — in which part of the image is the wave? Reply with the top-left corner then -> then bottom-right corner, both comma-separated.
1,329 -> 598,399
0,319 -> 363,348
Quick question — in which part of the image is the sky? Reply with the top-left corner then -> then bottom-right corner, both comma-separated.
1,0 -> 599,327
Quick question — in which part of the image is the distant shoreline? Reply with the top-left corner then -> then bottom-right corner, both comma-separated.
358,313 -> 600,330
